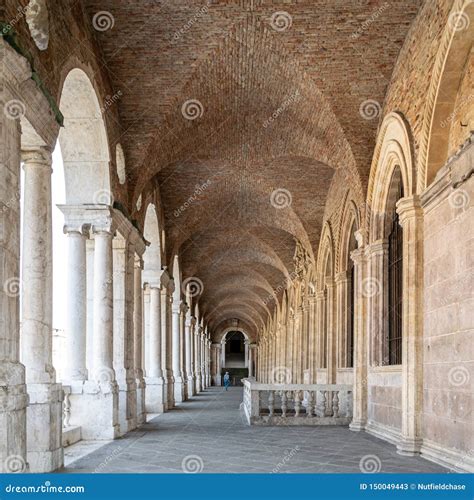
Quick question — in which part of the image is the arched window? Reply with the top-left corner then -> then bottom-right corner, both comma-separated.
346,224 -> 357,368
386,170 -> 404,365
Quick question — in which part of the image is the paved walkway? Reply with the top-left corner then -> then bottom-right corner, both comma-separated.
64,387 -> 447,473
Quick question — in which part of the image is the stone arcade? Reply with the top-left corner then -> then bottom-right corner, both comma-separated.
0,0 -> 472,474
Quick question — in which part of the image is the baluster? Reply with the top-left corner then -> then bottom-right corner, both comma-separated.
268,390 -> 274,417
306,390 -> 314,417
63,390 -> 71,428
294,391 -> 301,417
281,391 -> 288,417
332,391 -> 339,417
316,390 -> 326,417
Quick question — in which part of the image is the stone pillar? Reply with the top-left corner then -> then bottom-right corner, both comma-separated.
162,275 -> 174,408
85,238 -> 95,374
396,196 -> 424,455
350,246 -> 368,432
63,226 -> 87,381
185,313 -> 195,395
214,343 -> 222,386
335,272 -> 350,370
367,240 -> 389,366
83,225 -> 119,439
21,147 -> 63,472
195,326 -> 202,393
172,301 -> 185,402
180,303 -> 188,399
221,339 -> 226,369
315,291 -> 325,373
206,338 -> 212,387
307,294 -> 317,383
113,236 -> 137,435
133,256 -> 146,424
326,281 -> 336,384
248,345 -> 255,378
200,330 -> 206,389
244,340 -> 249,368
145,284 -> 166,413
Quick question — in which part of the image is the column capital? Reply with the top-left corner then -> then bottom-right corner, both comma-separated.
335,271 -> 349,284
21,146 -> 52,167
396,195 -> 423,226
366,239 -> 388,256
350,246 -> 366,266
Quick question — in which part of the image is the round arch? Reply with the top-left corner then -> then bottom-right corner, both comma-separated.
367,112 -> 413,242
58,68 -> 111,204
419,0 -> 474,191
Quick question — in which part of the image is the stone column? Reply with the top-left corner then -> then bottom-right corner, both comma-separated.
244,340 -> 249,368
396,196 -> 424,455
206,338 -> 212,387
185,313 -> 195,395
113,236 -> 137,435
63,225 -> 88,382
194,326 -> 202,393
133,256 -> 146,424
350,246 -> 368,432
163,275 -> 174,408
172,301 -> 185,402
307,294 -> 317,383
85,238 -> 95,374
21,147 -> 63,472
221,339 -> 226,368
213,343 -> 222,386
335,272 -> 350,370
145,284 -> 166,413
367,240 -> 389,366
180,303 -> 188,399
248,345 -> 255,378
83,224 -> 119,439
326,281 -> 336,384
200,330 -> 206,389
315,291 -> 325,373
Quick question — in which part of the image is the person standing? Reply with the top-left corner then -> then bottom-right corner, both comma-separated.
223,371 -> 230,391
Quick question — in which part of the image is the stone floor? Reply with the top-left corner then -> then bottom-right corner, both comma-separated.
63,387 -> 448,474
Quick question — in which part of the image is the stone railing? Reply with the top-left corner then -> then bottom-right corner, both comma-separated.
242,378 -> 353,426
62,385 -> 81,447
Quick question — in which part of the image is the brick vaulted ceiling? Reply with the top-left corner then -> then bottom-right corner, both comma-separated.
84,0 -> 421,338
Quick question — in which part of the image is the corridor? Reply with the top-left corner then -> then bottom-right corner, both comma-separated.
64,388 -> 447,474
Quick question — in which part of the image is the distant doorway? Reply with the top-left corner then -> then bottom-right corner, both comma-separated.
224,331 -> 246,368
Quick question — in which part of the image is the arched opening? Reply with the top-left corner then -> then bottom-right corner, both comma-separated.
424,2 -> 474,187
225,331 -> 245,367
385,168 -> 404,366
346,222 -> 357,368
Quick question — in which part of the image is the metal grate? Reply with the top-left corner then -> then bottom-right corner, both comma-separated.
388,208 -> 403,365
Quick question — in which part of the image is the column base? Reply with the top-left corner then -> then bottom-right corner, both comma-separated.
0,362 -> 29,473
26,383 -> 63,472
166,373 -> 175,408
195,373 -> 202,393
67,380 -> 119,440
397,437 -> 422,456
349,420 -> 367,432
173,376 -> 185,403
116,376 -> 137,435
145,377 -> 166,413
187,375 -> 196,396
136,378 -> 146,425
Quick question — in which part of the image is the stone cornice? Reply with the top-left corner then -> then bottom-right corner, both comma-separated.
396,195 -> 423,225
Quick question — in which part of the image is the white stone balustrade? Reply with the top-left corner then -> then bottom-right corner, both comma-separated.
242,379 -> 352,426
